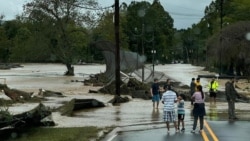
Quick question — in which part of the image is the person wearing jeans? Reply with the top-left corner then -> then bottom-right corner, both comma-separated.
191,85 -> 206,133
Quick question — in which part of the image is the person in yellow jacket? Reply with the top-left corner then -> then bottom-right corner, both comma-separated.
195,77 -> 201,87
208,77 -> 219,105
194,77 -> 201,92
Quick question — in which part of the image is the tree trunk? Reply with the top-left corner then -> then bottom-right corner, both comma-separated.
65,63 -> 74,76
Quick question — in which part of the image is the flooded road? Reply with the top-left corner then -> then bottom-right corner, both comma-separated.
158,64 -> 206,86
0,63 -> 214,91
1,63 -> 250,129
0,63 -> 106,91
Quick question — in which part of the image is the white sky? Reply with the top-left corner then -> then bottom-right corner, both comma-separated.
0,0 -> 212,29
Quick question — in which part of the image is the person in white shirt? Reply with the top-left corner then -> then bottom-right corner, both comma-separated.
161,86 -> 178,133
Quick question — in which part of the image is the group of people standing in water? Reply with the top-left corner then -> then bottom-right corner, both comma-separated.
150,76 -> 239,133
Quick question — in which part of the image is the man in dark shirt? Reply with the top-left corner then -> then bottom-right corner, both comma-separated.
190,78 -> 196,105
151,78 -> 160,109
225,78 -> 238,120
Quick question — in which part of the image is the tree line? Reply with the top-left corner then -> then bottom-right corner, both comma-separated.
0,0 -> 249,77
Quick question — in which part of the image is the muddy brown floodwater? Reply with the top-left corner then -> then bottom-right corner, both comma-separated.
0,63 -> 250,128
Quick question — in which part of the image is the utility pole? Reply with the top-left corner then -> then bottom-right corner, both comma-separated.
138,9 -> 145,82
141,23 -> 145,82
114,0 -> 120,96
219,0 -> 223,75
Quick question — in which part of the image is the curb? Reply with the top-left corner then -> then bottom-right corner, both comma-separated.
100,127 -> 121,141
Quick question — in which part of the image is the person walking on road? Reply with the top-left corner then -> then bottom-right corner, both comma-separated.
190,78 -> 196,105
177,94 -> 185,132
150,78 -> 160,109
208,77 -> 219,105
162,86 -> 178,133
225,78 -> 238,120
191,85 -> 206,133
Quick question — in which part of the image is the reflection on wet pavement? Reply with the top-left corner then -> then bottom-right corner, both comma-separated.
207,104 -> 219,120
56,100 -> 250,128
206,102 -> 250,121
151,109 -> 160,121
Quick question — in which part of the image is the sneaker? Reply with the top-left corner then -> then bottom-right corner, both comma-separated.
191,130 -> 195,133
199,129 -> 204,133
176,130 -> 179,133
181,128 -> 185,131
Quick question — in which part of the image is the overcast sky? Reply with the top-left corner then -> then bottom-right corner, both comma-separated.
0,0 -> 212,29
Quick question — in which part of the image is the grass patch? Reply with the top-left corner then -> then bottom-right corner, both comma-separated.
5,127 -> 101,141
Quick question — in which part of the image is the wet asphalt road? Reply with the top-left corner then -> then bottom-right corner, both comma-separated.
108,121 -> 250,141
103,64 -> 250,141
207,121 -> 250,141
111,128 -> 203,141
103,99 -> 250,141
106,115 -> 250,141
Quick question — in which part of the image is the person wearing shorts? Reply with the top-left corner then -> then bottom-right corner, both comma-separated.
161,86 -> 178,133
151,78 -> 160,109
177,94 -> 185,131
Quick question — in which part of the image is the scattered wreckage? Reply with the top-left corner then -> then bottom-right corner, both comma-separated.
59,98 -> 105,116
0,103 -> 54,137
0,83 -> 107,137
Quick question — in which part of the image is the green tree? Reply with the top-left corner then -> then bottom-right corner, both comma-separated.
92,9 -> 129,49
0,27 -> 11,63
23,0 -> 98,75
12,27 -> 31,62
0,19 -> 21,63
147,0 -> 174,63
91,8 -> 129,62
225,0 -> 250,22
2,17 -> 57,62
125,0 -> 174,63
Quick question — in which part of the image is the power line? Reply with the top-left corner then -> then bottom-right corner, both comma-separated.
61,1 -> 114,11
76,4 -> 114,10
169,11 -> 204,17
